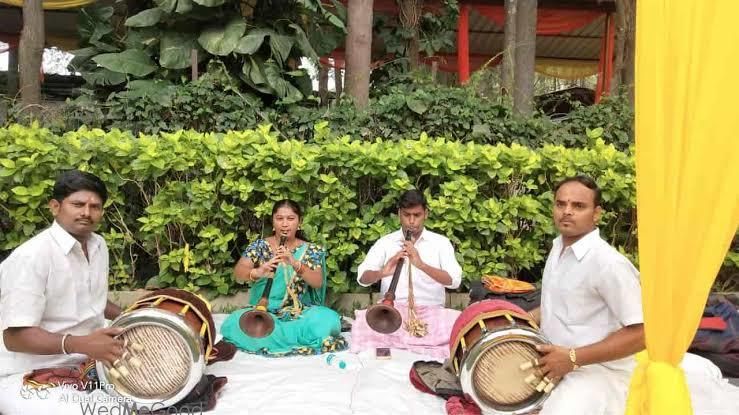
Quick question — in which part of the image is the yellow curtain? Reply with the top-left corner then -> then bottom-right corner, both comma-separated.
626,1 -> 739,415
0,0 -> 94,9
535,58 -> 599,80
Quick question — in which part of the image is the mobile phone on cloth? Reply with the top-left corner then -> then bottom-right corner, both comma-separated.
375,347 -> 391,359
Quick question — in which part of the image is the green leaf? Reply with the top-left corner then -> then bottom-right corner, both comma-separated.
325,13 -> 346,31
89,39 -> 119,52
263,61 -> 288,97
248,56 -> 266,84
92,50 -> 157,77
234,29 -> 272,54
269,34 -> 294,64
88,5 -> 114,21
192,0 -> 224,6
11,186 -> 29,196
160,32 -> 199,69
176,0 -> 193,13
289,23 -> 318,61
406,95 -> 429,115
198,18 -> 247,56
307,26 -> 344,56
125,8 -> 164,27
90,24 -> 113,42
154,0 -> 177,13
82,68 -> 127,86
125,80 -> 176,106
68,47 -> 99,70
125,28 -> 161,50
330,0 -> 348,22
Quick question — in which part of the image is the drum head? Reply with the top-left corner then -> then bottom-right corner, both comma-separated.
112,324 -> 192,399
473,339 -> 541,408
459,326 -> 549,415
96,308 -> 206,408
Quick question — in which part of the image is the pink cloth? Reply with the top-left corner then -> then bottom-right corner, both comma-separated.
351,302 -> 461,359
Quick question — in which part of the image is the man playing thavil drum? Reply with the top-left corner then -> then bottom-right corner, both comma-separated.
528,175 -> 645,414
0,170 -> 124,412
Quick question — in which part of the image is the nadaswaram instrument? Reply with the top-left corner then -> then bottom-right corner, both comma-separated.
238,233 -> 287,338
365,229 -> 413,334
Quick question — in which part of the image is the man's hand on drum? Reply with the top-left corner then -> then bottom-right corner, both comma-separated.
380,250 -> 406,276
536,344 -> 575,381
69,327 -> 125,365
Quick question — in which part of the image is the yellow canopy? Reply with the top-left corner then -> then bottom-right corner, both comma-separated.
626,1 -> 739,414
0,0 -> 94,10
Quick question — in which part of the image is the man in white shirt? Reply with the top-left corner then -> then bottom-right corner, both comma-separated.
351,189 -> 463,358
0,170 -> 125,414
528,175 -> 645,414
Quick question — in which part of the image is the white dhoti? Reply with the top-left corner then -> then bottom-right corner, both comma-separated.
540,364 -> 630,415
539,354 -> 739,415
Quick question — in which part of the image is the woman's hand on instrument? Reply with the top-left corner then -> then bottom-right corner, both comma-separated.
256,257 -> 281,278
70,327 -> 125,365
381,250 -> 406,276
536,344 -> 575,379
275,245 -> 291,263
402,240 -> 423,268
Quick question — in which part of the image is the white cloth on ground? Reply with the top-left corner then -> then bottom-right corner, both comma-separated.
0,314 -> 737,415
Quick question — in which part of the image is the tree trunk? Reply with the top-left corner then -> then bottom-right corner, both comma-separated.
7,47 -> 19,98
19,0 -> 45,117
318,63 -> 329,105
397,0 -> 423,70
344,0 -> 373,108
408,34 -> 420,70
611,0 -> 627,93
513,0 -> 537,115
501,0 -> 517,95
621,0 -> 635,105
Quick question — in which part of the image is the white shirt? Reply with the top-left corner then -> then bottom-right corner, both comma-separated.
540,228 -> 643,372
357,228 -> 462,306
0,221 -> 109,376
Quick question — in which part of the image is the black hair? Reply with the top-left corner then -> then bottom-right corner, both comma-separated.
271,199 -> 309,241
553,175 -> 602,207
52,170 -> 108,204
397,189 -> 428,210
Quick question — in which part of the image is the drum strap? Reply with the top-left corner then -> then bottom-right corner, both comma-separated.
404,263 -> 428,337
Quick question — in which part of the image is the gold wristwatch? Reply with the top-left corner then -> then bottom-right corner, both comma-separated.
569,348 -> 580,370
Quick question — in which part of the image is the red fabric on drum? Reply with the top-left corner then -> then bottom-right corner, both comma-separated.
446,396 -> 482,415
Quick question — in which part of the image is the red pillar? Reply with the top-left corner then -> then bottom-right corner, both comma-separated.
457,4 -> 471,84
595,13 -> 608,102
604,13 -> 616,94
595,13 -> 616,102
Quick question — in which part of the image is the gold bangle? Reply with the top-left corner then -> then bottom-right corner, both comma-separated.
294,261 -> 303,274
249,269 -> 258,282
569,348 -> 580,370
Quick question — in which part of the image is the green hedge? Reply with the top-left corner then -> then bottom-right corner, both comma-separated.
24,79 -> 633,151
0,123 -> 650,297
